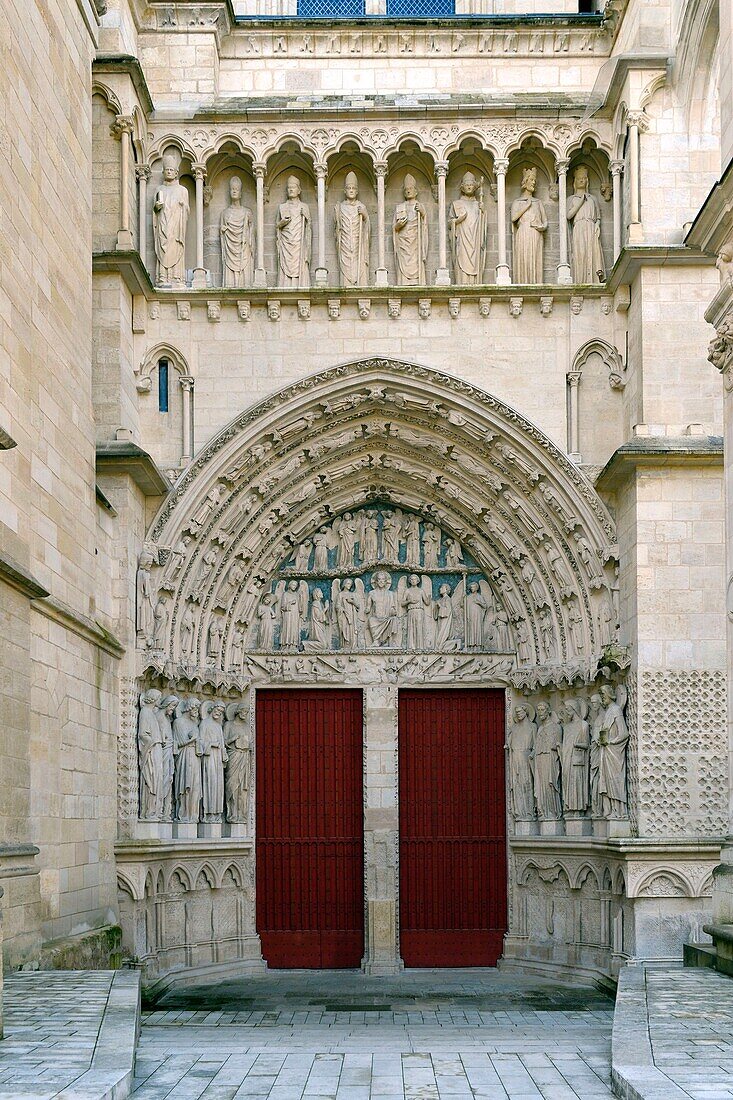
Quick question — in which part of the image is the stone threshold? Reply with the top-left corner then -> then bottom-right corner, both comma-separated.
611,968 -> 689,1100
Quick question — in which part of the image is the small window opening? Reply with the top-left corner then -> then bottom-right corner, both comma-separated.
158,359 -> 170,413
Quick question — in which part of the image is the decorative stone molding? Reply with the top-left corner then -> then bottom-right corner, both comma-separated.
573,338 -> 626,390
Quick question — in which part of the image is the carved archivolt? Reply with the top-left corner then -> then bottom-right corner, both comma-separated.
139,357 -> 618,687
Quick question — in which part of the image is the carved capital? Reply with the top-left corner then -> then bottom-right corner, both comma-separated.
193,163 -> 207,182
494,158 -> 509,176
556,158 -> 570,176
567,370 -> 582,389
135,163 -> 152,183
626,110 -> 650,133
110,114 -> 134,140
374,161 -> 388,179
315,164 -> 327,181
708,318 -> 733,387
253,162 -> 266,181
435,161 -> 449,179
179,375 -> 195,393
609,159 -> 625,178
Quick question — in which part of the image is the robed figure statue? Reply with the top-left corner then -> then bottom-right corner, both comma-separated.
334,171 -> 370,287
153,153 -> 190,287
276,174 -> 311,288
220,175 -> 254,288
393,174 -> 428,286
449,171 -> 487,285
567,166 -> 605,284
510,166 -> 547,284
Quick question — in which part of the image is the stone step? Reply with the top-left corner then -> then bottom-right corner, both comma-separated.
683,941 -> 718,969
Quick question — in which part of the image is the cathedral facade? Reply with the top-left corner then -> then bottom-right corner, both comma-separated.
2,0 -> 732,994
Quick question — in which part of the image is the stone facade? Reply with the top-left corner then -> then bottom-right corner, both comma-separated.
1,0 -> 731,991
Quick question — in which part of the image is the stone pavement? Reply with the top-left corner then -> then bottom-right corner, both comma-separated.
132,969 -> 615,1099
0,969 -> 140,1099
613,966 -> 733,1100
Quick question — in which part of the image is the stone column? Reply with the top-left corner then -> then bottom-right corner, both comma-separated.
136,163 -> 151,269
495,158 -> 511,285
192,163 -> 207,290
180,375 -> 194,464
362,685 -> 403,975
254,162 -> 267,288
315,164 -> 328,287
610,160 -> 624,261
375,161 -> 388,287
626,111 -> 648,245
567,369 -> 582,463
112,115 -> 135,251
556,159 -> 572,285
435,161 -> 451,286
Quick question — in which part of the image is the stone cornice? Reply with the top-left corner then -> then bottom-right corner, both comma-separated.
96,441 -> 170,497
93,55 -> 155,115
0,550 -> 50,601
596,436 -> 724,491
0,844 -> 41,879
605,244 -> 712,291
115,839 -> 253,858
93,250 -> 155,298
685,154 -> 733,256
31,596 -> 125,659
586,52 -> 671,119
75,0 -> 101,45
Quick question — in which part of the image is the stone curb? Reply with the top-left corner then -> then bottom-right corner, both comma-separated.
611,967 -> 689,1100
54,970 -> 141,1100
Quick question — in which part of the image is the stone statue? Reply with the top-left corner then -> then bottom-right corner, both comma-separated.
310,587 -> 331,648
333,578 -> 363,649
224,701 -> 251,823
156,693 -> 179,821
365,569 -> 400,646
256,593 -> 277,649
279,578 -> 308,648
199,700 -> 227,822
153,153 -> 190,287
138,689 -> 164,820
276,175 -> 311,288
152,595 -> 168,650
595,684 -> 629,818
336,513 -> 357,566
588,693 -> 603,815
181,602 -> 196,659
207,616 -> 224,660
230,625 -> 245,671
334,171 -> 370,287
294,539 -> 312,571
445,538 -> 464,567
449,171 -> 486,285
559,697 -> 590,816
422,522 -> 441,568
220,175 -> 254,288
511,167 -> 547,284
403,514 -> 422,565
359,510 -> 379,562
381,511 -> 401,563
567,166 -> 604,284
533,701 -> 562,820
312,529 -> 330,571
465,581 -> 491,649
520,559 -> 546,608
433,583 -> 454,649
166,535 -> 191,582
401,574 -> 431,649
393,174 -> 428,286
173,697 -> 202,823
539,607 -> 556,661
493,608 -> 513,652
136,549 -> 156,644
508,703 -> 536,819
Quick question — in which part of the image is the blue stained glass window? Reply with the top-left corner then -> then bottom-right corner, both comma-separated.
386,0 -> 455,13
158,359 -> 169,413
297,0 -> 365,16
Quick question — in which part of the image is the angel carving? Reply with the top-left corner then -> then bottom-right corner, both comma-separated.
464,579 -> 494,650
398,574 -> 433,650
432,581 -> 463,651
276,579 -> 309,649
332,577 -> 365,649
308,587 -> 331,649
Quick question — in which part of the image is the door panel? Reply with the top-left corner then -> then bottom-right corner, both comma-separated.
399,689 -> 507,967
256,689 -> 364,968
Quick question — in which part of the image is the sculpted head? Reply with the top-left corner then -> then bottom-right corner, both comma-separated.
287,579 -> 298,591
187,698 -> 201,721
439,583 -> 451,597
373,569 -> 391,590
342,578 -> 354,591
161,694 -> 179,717
162,153 -> 179,182
408,574 -> 420,587
262,593 -> 273,606
600,684 -> 615,705
461,171 -> 478,196
211,701 -> 225,721
514,704 -> 527,722
286,174 -> 301,199
313,587 -> 323,601
521,167 -> 537,194
536,701 -> 549,721
229,175 -> 243,202
403,173 -> 418,200
344,171 -> 358,200
142,688 -> 162,707
573,166 -> 589,192
469,581 -> 479,594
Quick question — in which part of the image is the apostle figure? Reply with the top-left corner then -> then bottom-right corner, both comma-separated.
220,175 -> 254,288
334,578 -> 362,649
153,153 -> 190,287
559,697 -> 590,816
359,510 -> 379,562
511,166 -> 547,284
173,697 -> 202,823
508,703 -> 536,820
199,700 -> 227,822
156,693 -> 179,821
337,513 -> 357,566
533,701 -> 562,820
393,174 -> 428,286
136,549 -> 156,645
422,522 -> 441,569
433,583 -> 454,650
276,174 -> 311,288
256,593 -> 277,649
403,514 -> 422,565
596,684 -> 629,819
449,171 -> 486,285
310,587 -> 331,648
138,689 -> 164,820
588,693 -> 604,816
381,511 -> 401,563
224,701 -> 251,823
280,579 -> 306,648
402,574 -> 431,649
566,166 -> 605,284
334,171 -> 370,287
465,581 -> 491,649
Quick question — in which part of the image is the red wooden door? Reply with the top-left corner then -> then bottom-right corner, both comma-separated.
256,689 -> 364,968
399,689 -> 507,967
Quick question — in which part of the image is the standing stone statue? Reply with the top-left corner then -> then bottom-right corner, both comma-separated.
224,701 -> 251,823
365,569 -> 400,647
422,522 -> 441,569
153,153 -> 190,287
334,171 -> 370,287
393,174 -> 428,286
256,593 -> 277,649
180,602 -> 196,660
508,703 -> 536,820
138,689 -> 164,820
566,166 -> 605,284
173,697 -> 202,823
533,701 -> 562,820
359,510 -> 379,562
596,684 -> 629,819
381,511 -> 401,563
433,583 -> 454,650
465,582 -> 490,649
588,692 -> 604,815
449,171 -> 486,285
511,167 -> 547,284
199,700 -> 227,822
337,513 -> 357,566
136,548 -> 156,645
279,579 -> 307,648
152,595 -> 168,650
402,574 -> 431,649
310,588 -> 331,648
559,697 -> 590,816
334,578 -> 363,649
156,693 -> 179,821
276,175 -> 311,288
220,175 -> 254,288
